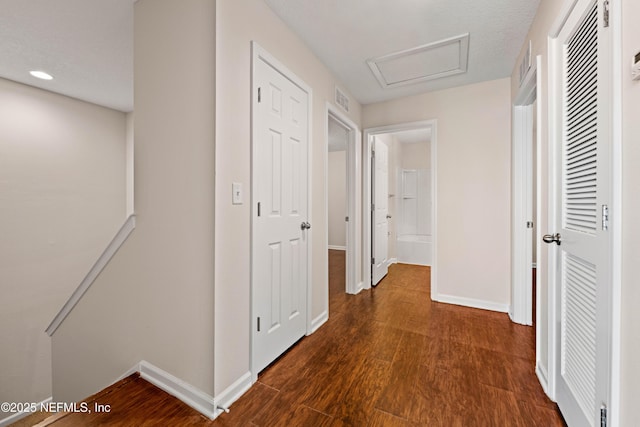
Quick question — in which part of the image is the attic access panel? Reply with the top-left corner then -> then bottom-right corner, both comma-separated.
367,33 -> 470,89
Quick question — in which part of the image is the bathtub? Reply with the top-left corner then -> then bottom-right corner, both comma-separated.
397,234 -> 432,266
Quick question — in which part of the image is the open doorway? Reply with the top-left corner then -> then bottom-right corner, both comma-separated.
363,121 -> 437,292
511,56 -> 541,328
326,105 -> 360,299
511,56 -> 543,391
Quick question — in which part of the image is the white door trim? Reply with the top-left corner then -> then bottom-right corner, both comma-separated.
325,103 -> 361,295
609,0 -> 623,424
512,55 -> 548,397
250,41 -> 313,383
510,56 -> 541,328
363,120 -> 437,293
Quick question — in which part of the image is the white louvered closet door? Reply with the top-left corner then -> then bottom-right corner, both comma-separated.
554,0 -> 611,425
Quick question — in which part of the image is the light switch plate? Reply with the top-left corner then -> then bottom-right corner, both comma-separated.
232,182 -> 243,205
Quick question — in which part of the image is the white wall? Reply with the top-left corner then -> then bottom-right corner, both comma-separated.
363,78 -> 512,309
51,0 -> 216,401
47,0 -> 362,407
620,0 -> 640,423
125,112 -> 134,216
401,141 -> 431,170
328,150 -> 346,248
399,142 -> 431,237
0,78 -> 126,420
215,0 -> 361,395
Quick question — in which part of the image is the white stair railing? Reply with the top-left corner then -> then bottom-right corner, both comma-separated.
46,214 -> 136,336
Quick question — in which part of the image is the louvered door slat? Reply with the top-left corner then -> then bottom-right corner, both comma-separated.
567,70 -> 597,105
567,159 -> 596,174
567,144 -> 596,161
562,251 -> 598,420
567,106 -> 596,131
566,118 -> 596,138
563,0 -> 598,235
567,48 -> 597,80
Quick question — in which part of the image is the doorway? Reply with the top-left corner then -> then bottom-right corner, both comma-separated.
363,121 -> 437,292
511,55 -> 543,401
510,56 -> 541,329
326,105 -> 360,295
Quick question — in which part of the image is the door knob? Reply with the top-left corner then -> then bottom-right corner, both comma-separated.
542,233 -> 561,245
386,214 -> 392,219
301,222 -> 311,230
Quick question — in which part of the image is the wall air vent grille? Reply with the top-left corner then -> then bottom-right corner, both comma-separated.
335,86 -> 350,112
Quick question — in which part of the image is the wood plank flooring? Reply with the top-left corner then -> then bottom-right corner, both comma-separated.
16,250 -> 565,426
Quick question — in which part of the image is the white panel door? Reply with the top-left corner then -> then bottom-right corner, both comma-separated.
551,1 -> 611,425
253,54 -> 309,374
372,137 -> 389,286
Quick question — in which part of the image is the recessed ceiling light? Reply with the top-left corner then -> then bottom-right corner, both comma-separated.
30,71 -> 54,80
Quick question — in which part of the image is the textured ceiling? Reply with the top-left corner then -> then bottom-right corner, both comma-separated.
264,0 -> 540,105
0,0 -> 133,112
0,1 -> 539,113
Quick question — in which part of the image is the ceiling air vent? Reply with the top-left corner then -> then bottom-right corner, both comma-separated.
367,33 -> 470,89
335,86 -> 350,112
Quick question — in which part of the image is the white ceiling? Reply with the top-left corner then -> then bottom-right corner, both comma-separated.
0,0 -> 540,113
0,0 -> 133,112
264,0 -> 540,104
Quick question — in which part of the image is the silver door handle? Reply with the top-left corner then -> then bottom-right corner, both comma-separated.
542,233 -> 561,245
301,222 -> 311,230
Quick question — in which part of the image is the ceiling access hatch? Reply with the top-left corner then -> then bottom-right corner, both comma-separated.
367,33 -> 470,89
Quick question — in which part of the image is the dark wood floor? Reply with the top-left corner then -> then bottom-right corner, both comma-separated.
17,250 -> 565,426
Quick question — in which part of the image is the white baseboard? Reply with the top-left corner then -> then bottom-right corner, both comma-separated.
138,360 -> 216,419
536,362 -> 552,399
0,362 -> 254,426
387,258 -> 397,266
309,310 -> 329,334
432,293 -> 509,313
355,281 -> 364,294
213,371 -> 252,418
0,396 -> 52,427
328,245 -> 346,251
396,260 -> 430,267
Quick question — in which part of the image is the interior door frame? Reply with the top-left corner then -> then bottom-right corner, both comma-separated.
510,56 -> 541,327
325,104 -> 361,295
363,120 -> 437,292
249,42 -> 313,383
546,0 -> 622,419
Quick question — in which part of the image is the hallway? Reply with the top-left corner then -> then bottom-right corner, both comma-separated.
17,251 -> 565,426
214,250 -> 565,426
